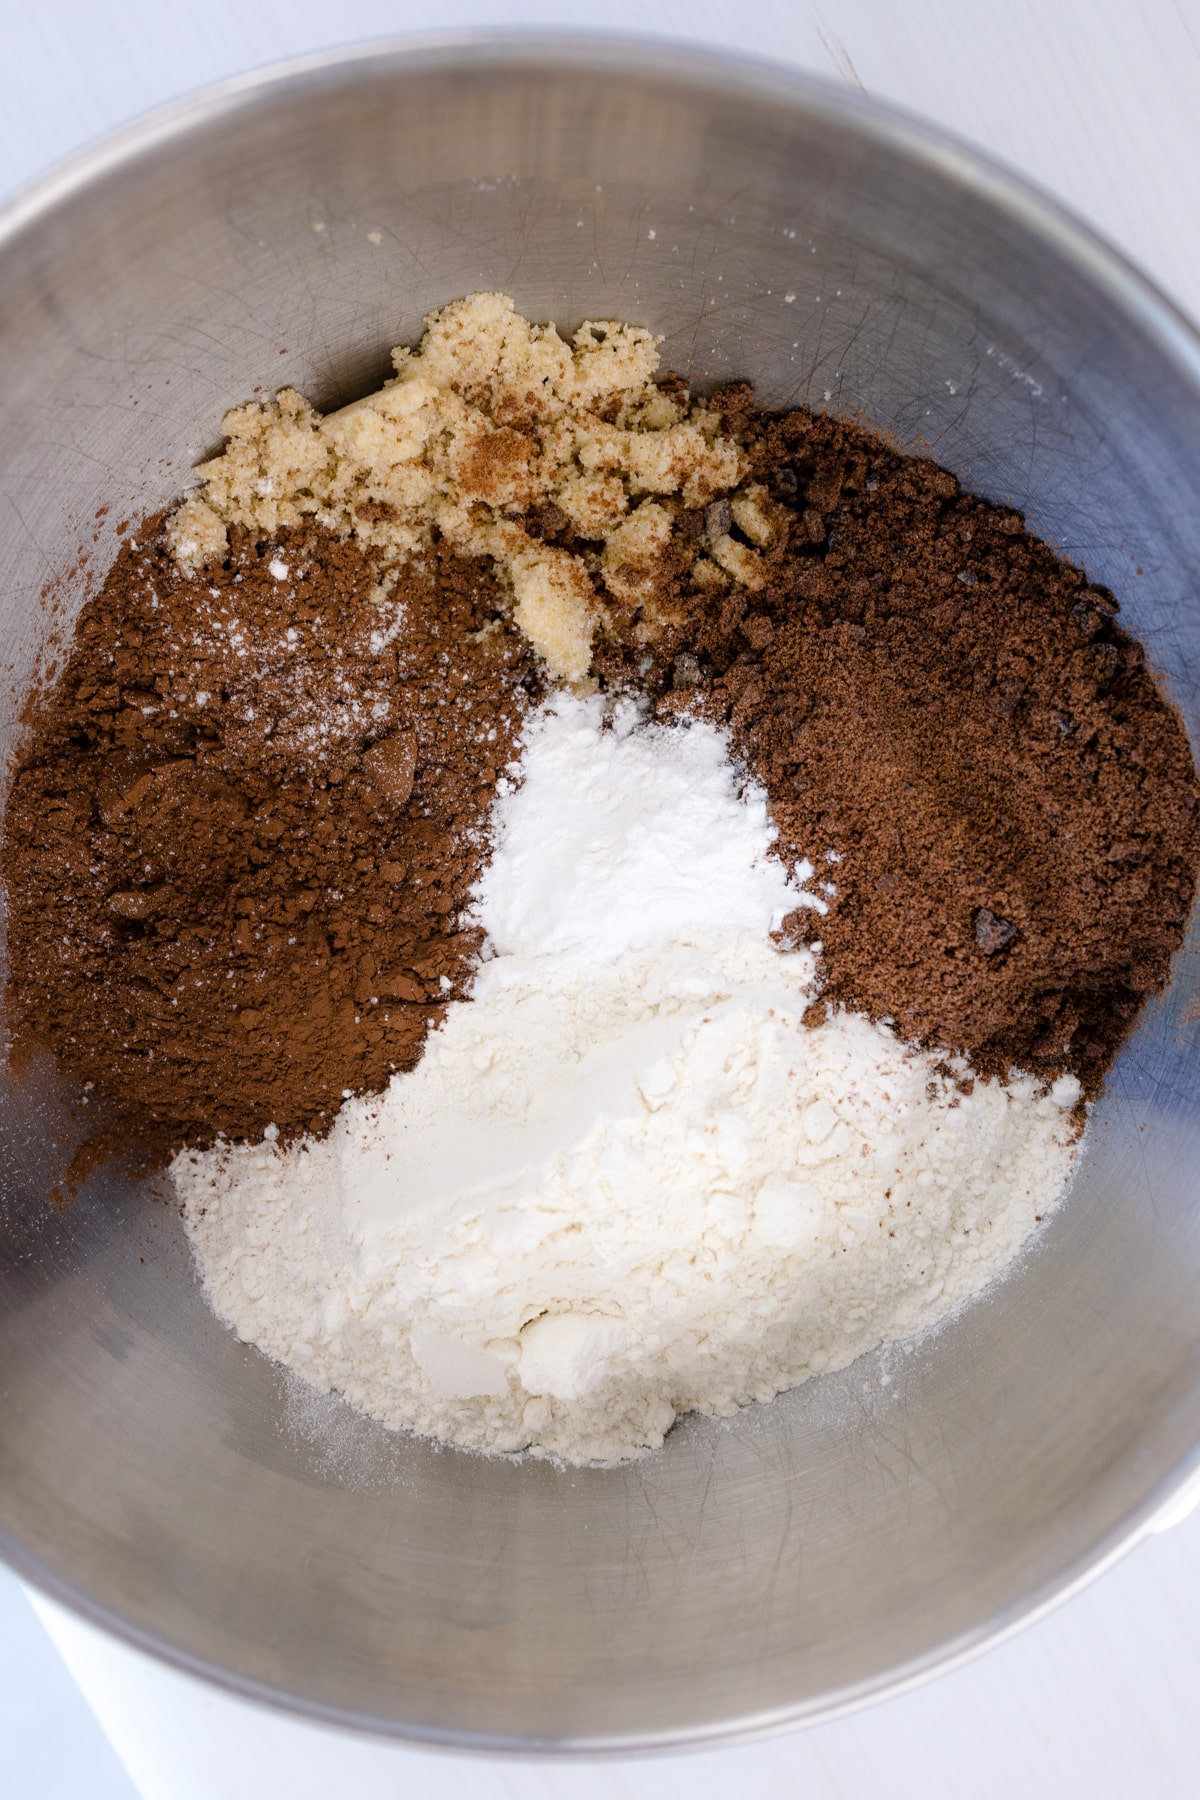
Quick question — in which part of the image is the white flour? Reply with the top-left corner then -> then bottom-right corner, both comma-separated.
178,695 -> 1081,1464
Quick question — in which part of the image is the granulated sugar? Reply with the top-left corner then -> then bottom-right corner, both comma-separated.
178,697 -> 1080,1464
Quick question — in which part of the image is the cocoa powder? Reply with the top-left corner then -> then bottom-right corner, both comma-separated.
599,390 -> 1200,1086
3,521 -> 537,1156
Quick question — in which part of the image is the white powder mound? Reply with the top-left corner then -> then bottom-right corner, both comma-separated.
177,696 -> 1081,1465
477,691 -> 825,967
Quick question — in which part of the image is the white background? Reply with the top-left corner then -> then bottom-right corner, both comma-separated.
4,1 -> 1200,1796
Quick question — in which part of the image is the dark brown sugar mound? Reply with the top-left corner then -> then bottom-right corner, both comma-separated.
3,522 -> 538,1156
598,389 -> 1200,1087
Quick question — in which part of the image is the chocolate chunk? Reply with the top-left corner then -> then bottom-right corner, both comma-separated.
528,503 -> 570,540
989,677 -> 1026,717
705,498 -> 733,538
973,909 -> 1019,955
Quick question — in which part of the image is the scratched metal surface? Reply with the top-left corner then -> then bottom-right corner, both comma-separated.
3,37 -> 1200,1751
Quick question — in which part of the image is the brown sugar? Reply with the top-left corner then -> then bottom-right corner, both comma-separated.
166,292 -> 746,682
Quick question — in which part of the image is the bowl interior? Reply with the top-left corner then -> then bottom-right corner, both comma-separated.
3,40 -> 1200,1750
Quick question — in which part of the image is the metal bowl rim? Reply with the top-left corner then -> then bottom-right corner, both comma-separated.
3,25 -> 1200,1754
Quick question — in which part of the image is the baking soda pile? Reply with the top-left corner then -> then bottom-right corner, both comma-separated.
178,695 -> 1081,1464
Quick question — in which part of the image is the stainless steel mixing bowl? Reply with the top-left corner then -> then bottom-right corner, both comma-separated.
3,33 -> 1200,1753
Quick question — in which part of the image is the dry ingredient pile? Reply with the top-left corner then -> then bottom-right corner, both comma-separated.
177,694 -> 1080,1461
4,525 -> 539,1150
6,293 -> 1200,1464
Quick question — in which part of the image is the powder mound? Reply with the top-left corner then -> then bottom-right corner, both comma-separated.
165,291 -> 774,681
179,697 -> 1080,1465
475,691 -> 826,970
180,943 -> 1079,1463
3,521 -> 538,1155
598,394 -> 1200,1090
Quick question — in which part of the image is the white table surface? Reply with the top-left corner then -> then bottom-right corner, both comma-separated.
6,2 -> 1200,1796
